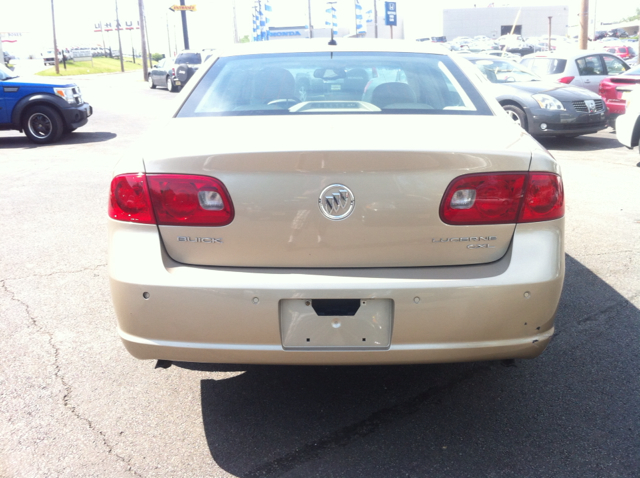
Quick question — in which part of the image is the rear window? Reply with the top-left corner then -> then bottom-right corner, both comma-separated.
175,53 -> 202,64
177,52 -> 492,117
520,58 -> 567,75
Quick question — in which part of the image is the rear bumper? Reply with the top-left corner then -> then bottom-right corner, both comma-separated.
109,219 -> 565,365
603,99 -> 626,116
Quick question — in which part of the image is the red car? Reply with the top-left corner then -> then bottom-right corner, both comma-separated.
604,46 -> 636,60
599,64 -> 640,127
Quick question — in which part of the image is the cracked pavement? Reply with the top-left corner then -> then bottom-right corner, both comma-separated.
0,71 -> 638,477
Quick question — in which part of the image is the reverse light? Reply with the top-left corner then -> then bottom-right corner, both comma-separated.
557,76 -> 574,84
440,172 -> 564,225
147,174 -> 234,226
450,189 -> 477,209
109,174 -> 234,226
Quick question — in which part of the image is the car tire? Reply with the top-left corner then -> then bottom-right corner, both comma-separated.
22,105 -> 64,144
167,76 -> 179,93
148,74 -> 156,89
175,64 -> 194,85
503,104 -> 528,131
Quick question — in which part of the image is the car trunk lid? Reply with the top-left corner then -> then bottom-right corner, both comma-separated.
143,115 -> 534,268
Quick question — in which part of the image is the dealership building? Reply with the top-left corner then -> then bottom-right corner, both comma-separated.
443,6 -> 569,40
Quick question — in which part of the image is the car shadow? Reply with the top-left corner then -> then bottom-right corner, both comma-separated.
176,255 -> 639,477
537,130 -> 624,152
0,131 -> 117,149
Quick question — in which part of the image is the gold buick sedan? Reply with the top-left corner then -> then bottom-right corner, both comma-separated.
108,39 -> 565,365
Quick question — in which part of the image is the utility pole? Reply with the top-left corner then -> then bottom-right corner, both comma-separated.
591,0 -> 597,40
138,0 -> 149,80
50,0 -> 60,74
115,0 -> 125,71
578,0 -> 589,50
145,14 -> 152,66
548,16 -> 552,51
308,0 -> 313,38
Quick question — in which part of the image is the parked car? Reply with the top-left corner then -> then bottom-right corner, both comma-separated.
497,35 -> 535,56
616,88 -> 640,152
603,45 -> 636,61
599,64 -> 640,128
594,31 -> 608,41
108,39 -> 565,366
416,36 -> 447,43
478,50 -> 521,60
147,56 -> 179,92
0,62 -> 93,143
607,28 -> 629,38
468,56 -> 607,137
172,50 -> 205,90
520,51 -> 630,93
42,49 -> 62,66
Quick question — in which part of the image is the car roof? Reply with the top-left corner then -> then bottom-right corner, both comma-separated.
213,39 -> 449,58
462,55 -> 518,62
521,50 -> 621,61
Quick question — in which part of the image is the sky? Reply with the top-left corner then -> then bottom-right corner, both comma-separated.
0,0 -> 637,57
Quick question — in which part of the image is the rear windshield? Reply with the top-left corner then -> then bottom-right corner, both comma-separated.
177,52 -> 492,117
175,53 -> 202,64
520,58 -> 567,75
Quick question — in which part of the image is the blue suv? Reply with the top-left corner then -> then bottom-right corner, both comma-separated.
0,63 -> 93,144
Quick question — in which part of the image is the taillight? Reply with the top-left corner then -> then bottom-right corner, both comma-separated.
109,174 -> 155,224
519,173 -> 564,223
440,172 -> 563,225
599,81 -> 613,96
109,174 -> 234,226
147,174 -> 234,226
557,76 -> 574,84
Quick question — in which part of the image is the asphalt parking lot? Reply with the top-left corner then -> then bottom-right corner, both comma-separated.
1,70 -> 639,477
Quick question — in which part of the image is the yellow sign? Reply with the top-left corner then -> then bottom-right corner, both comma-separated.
170,5 -> 196,11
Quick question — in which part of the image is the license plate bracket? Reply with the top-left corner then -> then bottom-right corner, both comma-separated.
280,299 -> 394,350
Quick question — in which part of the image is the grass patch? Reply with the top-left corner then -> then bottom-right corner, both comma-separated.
36,57 -> 143,76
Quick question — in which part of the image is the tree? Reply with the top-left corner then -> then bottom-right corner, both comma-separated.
619,8 -> 640,23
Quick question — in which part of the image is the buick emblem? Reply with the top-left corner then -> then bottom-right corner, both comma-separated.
318,184 -> 355,220
585,99 -> 596,113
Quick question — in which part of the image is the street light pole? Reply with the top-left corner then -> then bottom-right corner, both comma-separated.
138,0 -> 149,80
50,0 -> 60,74
374,0 -> 378,38
166,11 -> 172,56
115,0 -> 125,71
